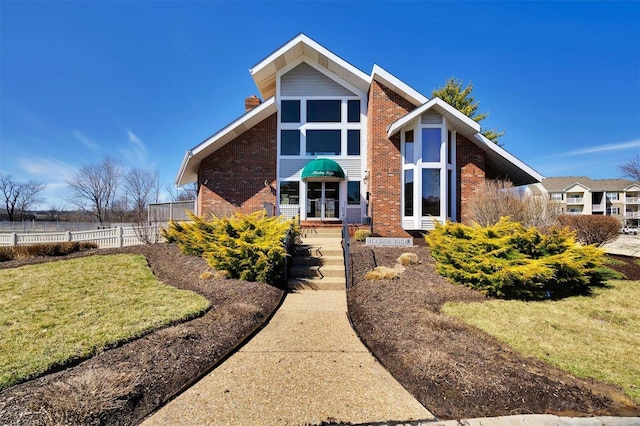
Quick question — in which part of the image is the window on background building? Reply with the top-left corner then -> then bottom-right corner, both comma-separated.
347,130 -> 360,155
281,100 -> 300,123
422,128 -> 441,162
404,169 -> 414,216
607,207 -> 620,215
404,130 -> 414,164
307,100 -> 341,122
280,130 -> 300,155
347,181 -> 360,204
306,130 -> 341,155
607,192 -> 620,200
422,169 -> 441,216
550,193 -> 563,201
347,100 -> 360,122
279,181 -> 299,204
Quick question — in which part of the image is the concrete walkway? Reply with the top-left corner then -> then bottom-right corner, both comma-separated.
143,289 -> 434,425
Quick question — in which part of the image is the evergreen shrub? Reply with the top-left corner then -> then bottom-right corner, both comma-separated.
354,230 -> 371,242
162,211 -> 298,284
425,217 -> 613,300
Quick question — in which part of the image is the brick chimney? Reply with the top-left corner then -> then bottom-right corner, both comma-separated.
245,95 -> 261,112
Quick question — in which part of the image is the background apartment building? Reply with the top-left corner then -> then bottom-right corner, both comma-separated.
527,177 -> 640,226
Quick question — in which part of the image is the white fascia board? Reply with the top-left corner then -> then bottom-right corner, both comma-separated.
175,97 -> 277,187
474,133 -> 544,183
175,150 -> 195,186
191,97 -> 276,157
387,98 -> 480,137
370,65 -> 429,107
250,34 -> 370,86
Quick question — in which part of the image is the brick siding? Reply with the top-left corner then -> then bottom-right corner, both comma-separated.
197,113 -> 277,217
456,133 -> 486,224
367,80 -> 416,236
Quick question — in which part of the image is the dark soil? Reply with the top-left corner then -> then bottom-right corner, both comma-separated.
606,254 -> 640,281
0,244 -> 284,425
347,243 -> 640,420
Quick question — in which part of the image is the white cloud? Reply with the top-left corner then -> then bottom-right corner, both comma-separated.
72,130 -> 100,151
120,128 -> 150,167
17,157 -> 76,181
549,139 -> 640,158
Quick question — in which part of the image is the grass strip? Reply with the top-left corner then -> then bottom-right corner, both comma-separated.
442,280 -> 640,404
0,254 -> 210,390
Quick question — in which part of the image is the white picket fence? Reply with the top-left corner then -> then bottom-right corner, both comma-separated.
0,225 -> 162,249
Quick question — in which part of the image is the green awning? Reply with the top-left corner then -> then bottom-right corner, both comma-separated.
301,158 -> 345,181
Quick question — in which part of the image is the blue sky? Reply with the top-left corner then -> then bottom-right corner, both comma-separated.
1,1 -> 639,209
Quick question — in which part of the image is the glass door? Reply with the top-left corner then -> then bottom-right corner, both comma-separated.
306,181 -> 341,220
307,182 -> 322,218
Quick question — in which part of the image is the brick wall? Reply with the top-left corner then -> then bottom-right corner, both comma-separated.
456,133 -> 486,224
197,114 -> 277,217
367,80 -> 416,236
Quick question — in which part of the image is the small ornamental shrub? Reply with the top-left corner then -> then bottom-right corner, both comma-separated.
365,266 -> 399,280
354,230 -> 371,242
425,218 -> 612,300
162,211 -> 298,285
557,214 -> 621,247
397,252 -> 419,266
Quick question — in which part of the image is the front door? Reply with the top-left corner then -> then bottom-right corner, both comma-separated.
306,181 -> 340,220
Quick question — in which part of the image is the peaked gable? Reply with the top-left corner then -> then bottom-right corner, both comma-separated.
281,62 -> 356,97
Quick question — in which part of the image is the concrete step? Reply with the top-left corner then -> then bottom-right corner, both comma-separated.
300,229 -> 342,238
296,246 -> 343,258
287,276 -> 346,291
290,264 -> 345,278
293,255 -> 344,267
299,237 -> 342,245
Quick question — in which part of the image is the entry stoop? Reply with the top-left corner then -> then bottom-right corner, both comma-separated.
288,226 -> 345,290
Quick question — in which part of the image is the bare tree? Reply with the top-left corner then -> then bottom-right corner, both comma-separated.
0,174 -> 45,221
124,168 -> 160,221
17,179 -> 46,220
167,182 -> 198,201
65,156 -> 122,227
619,154 -> 640,183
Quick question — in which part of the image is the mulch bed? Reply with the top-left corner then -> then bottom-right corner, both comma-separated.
0,244 -> 284,425
347,244 -> 640,420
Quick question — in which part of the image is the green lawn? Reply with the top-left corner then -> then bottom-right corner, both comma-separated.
0,254 -> 210,390
442,280 -> 640,404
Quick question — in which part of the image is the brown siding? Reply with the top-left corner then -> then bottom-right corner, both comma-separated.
456,133 -> 486,224
367,80 -> 416,236
197,114 -> 277,217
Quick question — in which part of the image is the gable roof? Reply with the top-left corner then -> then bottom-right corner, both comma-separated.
250,33 -> 371,100
387,98 -> 542,185
538,176 -> 635,192
175,97 -> 277,186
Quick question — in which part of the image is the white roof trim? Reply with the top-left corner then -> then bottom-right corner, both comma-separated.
474,133 -> 544,183
624,184 -> 640,191
175,97 -> 277,186
387,97 -> 480,137
251,34 -> 370,82
370,65 -> 428,107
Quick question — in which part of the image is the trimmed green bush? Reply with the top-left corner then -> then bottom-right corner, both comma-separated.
354,230 -> 371,242
162,211 -> 298,284
425,218 -> 614,300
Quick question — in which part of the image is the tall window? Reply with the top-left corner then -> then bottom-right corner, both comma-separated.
281,100 -> 300,123
347,181 -> 361,204
347,130 -> 360,155
347,100 -> 360,122
422,128 -> 441,162
422,169 -> 440,216
404,130 -> 414,164
404,169 -> 414,216
281,130 -> 300,155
